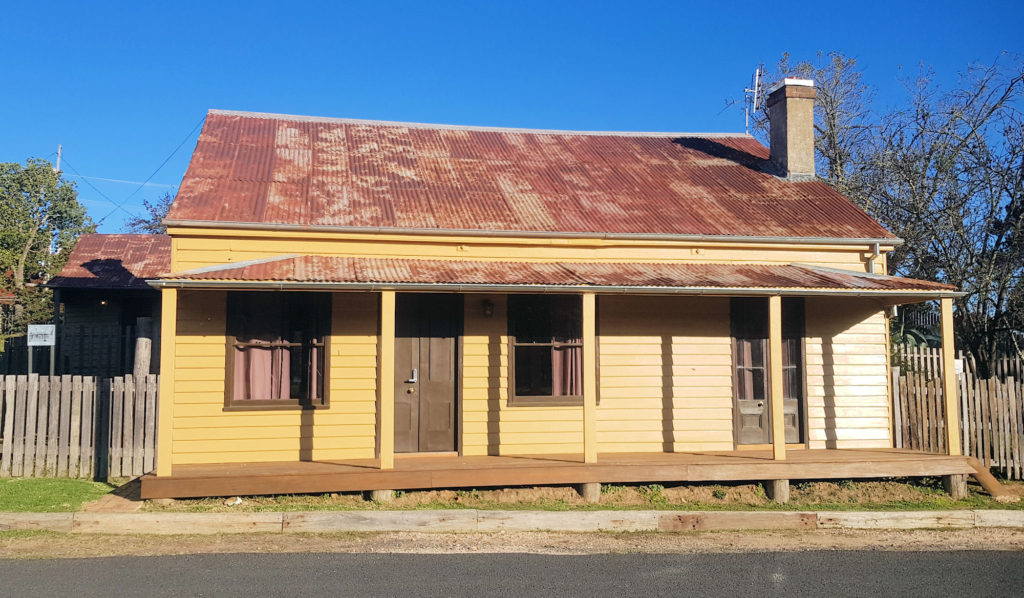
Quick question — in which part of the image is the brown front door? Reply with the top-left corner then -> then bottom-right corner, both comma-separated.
394,294 -> 460,453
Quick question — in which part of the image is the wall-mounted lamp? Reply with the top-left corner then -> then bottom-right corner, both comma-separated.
99,299 -> 109,306
481,299 -> 494,318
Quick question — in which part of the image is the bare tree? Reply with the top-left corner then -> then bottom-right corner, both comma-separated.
752,51 -> 876,203
750,53 -> 1024,376
124,192 -> 174,234
866,59 -> 1024,375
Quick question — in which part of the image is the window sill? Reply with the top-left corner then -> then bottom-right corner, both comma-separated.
507,396 -> 585,407
223,403 -> 329,412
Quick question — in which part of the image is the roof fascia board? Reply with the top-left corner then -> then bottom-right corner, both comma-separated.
162,220 -> 903,247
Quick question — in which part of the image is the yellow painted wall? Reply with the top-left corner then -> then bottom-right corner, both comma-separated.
597,296 -> 734,452
164,222 -> 899,463
460,295 -> 735,456
167,228 -> 883,274
805,298 -> 892,449
170,290 -> 378,465
461,294 -> 584,455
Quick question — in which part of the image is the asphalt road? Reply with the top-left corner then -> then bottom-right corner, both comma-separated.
1,551 -> 1021,597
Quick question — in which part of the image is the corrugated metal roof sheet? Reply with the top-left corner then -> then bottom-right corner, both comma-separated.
167,110 -> 896,240
161,255 -> 954,294
49,234 -> 171,289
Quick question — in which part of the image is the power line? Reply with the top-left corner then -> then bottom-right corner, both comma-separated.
95,114 -> 206,226
60,156 -> 139,219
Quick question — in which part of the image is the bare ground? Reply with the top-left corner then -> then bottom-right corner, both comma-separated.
1,528 -> 1023,560
140,479 -> 1024,512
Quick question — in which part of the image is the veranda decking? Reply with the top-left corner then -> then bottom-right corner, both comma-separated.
140,448 -> 976,499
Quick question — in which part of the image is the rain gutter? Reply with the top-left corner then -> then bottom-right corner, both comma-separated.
162,220 -> 903,247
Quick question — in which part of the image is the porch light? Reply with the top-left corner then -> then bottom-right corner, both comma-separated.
482,299 -> 494,318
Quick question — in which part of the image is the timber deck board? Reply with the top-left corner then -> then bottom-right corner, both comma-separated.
140,449 -> 976,499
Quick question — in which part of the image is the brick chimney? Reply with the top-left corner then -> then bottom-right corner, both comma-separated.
766,78 -> 816,179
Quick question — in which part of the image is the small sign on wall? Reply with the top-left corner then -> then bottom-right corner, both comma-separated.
954,358 -> 965,375
27,324 -> 56,347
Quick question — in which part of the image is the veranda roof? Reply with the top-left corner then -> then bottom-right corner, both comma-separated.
152,255 -> 959,299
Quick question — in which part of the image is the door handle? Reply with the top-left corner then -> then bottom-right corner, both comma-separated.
405,368 -> 418,384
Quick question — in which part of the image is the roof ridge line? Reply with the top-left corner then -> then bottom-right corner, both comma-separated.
206,109 -> 750,138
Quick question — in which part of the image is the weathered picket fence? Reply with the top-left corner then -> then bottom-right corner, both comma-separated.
893,369 -> 1023,479
0,374 -> 158,479
895,345 -> 1023,380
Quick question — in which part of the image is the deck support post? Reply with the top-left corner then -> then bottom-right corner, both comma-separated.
155,288 -> 176,477
367,489 -> 394,503
378,291 -> 396,470
940,297 -> 961,456
942,474 -> 968,500
765,479 -> 790,504
582,292 -> 598,464
576,482 -> 601,503
768,295 -> 786,461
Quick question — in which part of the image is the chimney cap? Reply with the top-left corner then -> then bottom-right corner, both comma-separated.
767,78 -> 815,95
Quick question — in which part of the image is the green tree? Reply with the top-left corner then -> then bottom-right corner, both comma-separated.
124,191 -> 174,234
0,158 -> 93,334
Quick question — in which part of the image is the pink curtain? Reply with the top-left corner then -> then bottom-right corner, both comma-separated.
234,341 -> 290,401
551,341 -> 583,396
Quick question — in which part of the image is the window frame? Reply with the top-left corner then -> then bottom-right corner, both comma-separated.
223,291 -> 332,412
506,294 -> 588,407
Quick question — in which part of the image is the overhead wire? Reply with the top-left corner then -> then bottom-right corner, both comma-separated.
93,114 -> 206,226
59,156 -> 138,219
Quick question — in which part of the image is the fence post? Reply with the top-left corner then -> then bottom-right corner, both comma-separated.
891,366 -> 902,448
93,377 -> 111,482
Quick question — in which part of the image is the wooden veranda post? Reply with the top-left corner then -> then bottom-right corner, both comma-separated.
156,289 -> 177,476
378,290 -> 396,470
768,295 -> 786,461
940,297 -> 961,456
582,292 -> 598,463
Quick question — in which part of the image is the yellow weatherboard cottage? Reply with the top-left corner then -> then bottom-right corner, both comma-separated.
142,79 -> 973,500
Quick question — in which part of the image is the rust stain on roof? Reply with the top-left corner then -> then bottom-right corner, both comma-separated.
165,255 -> 953,293
168,110 -> 895,240
50,234 -> 171,289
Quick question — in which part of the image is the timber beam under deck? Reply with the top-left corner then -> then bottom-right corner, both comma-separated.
140,449 -> 977,499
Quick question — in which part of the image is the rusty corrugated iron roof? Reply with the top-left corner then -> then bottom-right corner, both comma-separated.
166,110 -> 896,240
157,255 -> 954,295
49,234 -> 171,289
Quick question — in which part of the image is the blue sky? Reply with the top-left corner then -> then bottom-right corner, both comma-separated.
2,1 -> 1021,232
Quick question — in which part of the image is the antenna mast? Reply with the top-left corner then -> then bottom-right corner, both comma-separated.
744,65 -> 765,134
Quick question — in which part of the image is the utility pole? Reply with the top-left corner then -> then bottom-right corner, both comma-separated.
55,144 -> 62,172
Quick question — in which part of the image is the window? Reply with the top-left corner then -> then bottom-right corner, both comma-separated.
508,295 -> 583,406
730,298 -> 805,402
730,297 -> 805,442
224,292 -> 330,410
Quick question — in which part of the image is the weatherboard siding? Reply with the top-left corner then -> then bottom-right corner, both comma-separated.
170,291 -> 378,466
168,230 -> 879,275
596,296 -> 735,453
804,298 -> 892,449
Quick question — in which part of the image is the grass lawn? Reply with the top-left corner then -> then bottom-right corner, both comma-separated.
0,478 -> 112,512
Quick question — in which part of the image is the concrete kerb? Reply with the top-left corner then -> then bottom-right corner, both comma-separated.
2,510 -> 1024,535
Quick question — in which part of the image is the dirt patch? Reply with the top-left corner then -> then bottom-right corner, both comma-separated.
143,479 -> 1022,513
2,528 -> 1023,560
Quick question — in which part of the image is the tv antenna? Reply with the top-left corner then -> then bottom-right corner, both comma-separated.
744,65 -> 765,134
